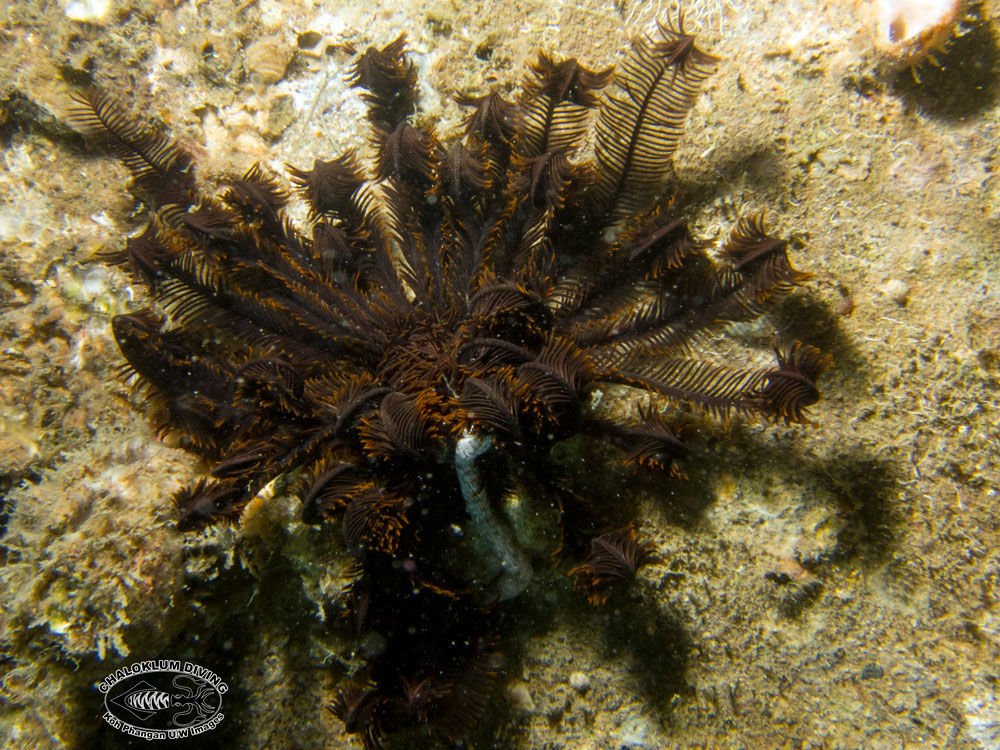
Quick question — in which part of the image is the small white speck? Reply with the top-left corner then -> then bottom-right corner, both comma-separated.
90,211 -> 113,228
64,0 -> 110,23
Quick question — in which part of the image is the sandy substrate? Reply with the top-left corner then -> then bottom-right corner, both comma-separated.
1,0 -> 998,747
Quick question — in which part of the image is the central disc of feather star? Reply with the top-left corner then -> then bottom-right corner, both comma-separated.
71,14 -> 832,749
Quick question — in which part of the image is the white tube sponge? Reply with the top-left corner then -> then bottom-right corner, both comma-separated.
454,429 -> 533,601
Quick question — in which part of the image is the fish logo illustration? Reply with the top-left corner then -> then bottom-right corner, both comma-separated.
101,661 -> 227,739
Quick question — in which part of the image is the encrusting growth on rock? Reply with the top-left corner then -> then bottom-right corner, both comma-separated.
71,13 -> 831,748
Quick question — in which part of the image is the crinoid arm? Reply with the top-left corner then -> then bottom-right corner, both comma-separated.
571,527 -> 662,605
